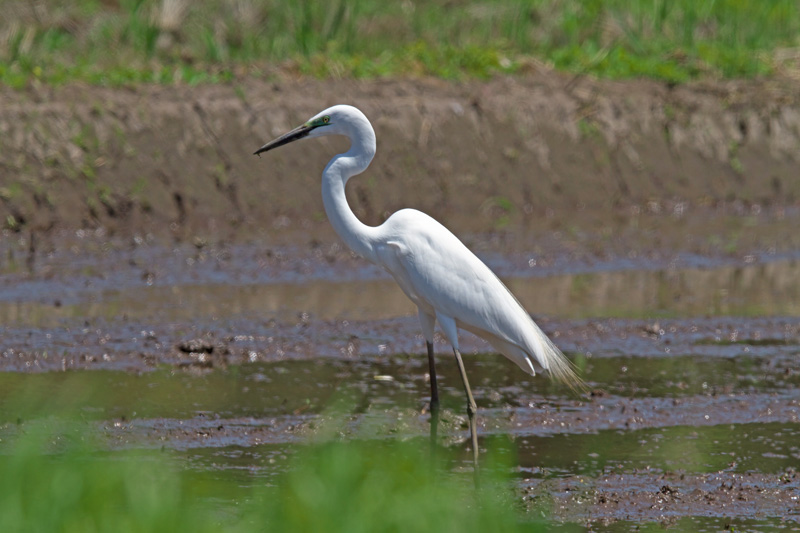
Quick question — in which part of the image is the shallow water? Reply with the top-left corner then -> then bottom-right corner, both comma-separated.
1,247 -> 798,527
1,257 -> 799,327
1,350 -> 796,421
2,350 -> 798,525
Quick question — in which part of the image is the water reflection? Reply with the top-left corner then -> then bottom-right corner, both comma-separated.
2,352 -> 797,529
514,422 -> 800,477
1,259 -> 799,327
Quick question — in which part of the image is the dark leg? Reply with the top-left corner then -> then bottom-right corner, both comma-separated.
452,348 -> 479,476
427,341 -> 440,448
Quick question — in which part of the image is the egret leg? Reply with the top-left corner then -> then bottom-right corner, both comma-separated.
427,341 -> 440,448
452,348 -> 479,471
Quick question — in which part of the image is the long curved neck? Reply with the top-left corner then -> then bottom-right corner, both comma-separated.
321,129 -> 379,263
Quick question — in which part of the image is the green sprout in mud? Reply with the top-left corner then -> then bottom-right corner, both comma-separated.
4,215 -> 21,232
728,140 -> 744,175
577,118 -> 602,140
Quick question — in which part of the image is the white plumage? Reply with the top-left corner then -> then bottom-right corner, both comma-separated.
255,104 -> 581,468
373,208 -> 575,382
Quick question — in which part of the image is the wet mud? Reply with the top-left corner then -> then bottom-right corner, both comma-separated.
2,75 -> 800,528
1,240 -> 799,528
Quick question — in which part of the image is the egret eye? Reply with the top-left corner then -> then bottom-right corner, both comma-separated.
322,116 -> 330,124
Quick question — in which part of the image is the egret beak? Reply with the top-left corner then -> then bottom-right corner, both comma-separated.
254,123 -> 314,156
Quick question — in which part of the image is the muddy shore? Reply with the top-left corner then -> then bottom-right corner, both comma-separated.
2,72 -> 800,253
1,73 -> 799,528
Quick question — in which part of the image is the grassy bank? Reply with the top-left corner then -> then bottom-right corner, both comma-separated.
1,0 -> 799,87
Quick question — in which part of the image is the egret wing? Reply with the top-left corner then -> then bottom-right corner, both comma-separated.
377,209 -> 578,386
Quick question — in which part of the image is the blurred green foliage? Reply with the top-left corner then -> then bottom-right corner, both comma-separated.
251,436 -> 545,533
0,420 -> 542,532
0,422 -> 220,533
1,0 -> 798,87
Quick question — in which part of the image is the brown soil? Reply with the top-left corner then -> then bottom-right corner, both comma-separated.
526,471 -> 800,524
2,72 -> 800,256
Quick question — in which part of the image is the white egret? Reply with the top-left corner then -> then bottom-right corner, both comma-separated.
255,105 -> 581,469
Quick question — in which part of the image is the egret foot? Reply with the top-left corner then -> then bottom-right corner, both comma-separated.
427,341 -> 440,451
453,348 -> 479,486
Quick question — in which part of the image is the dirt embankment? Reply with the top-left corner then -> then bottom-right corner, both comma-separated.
2,73 -> 800,249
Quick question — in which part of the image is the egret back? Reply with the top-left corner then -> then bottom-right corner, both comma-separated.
374,209 -> 581,389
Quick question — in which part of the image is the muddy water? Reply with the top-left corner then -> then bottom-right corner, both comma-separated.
0,246 -> 799,529
2,256 -> 799,327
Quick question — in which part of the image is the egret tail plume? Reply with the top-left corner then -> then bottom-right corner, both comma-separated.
535,326 -> 585,393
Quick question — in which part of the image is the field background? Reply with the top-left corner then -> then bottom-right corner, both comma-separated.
3,0 -> 800,84
2,2 -> 800,532
2,0 -> 800,251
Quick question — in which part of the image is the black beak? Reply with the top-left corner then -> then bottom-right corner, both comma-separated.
254,123 -> 314,156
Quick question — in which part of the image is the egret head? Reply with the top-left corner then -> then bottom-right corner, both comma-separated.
254,105 -> 371,156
